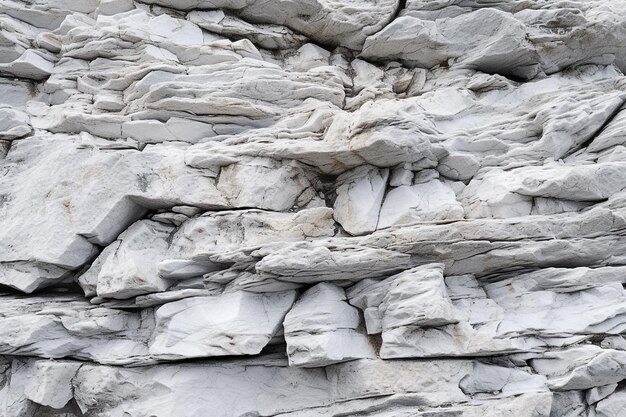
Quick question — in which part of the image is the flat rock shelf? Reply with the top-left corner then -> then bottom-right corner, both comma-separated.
1,0 -> 626,416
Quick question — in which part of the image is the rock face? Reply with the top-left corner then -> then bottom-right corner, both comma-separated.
283,282 -> 375,367
1,0 -> 626,416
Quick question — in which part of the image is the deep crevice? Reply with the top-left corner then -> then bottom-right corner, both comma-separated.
567,101 -> 626,158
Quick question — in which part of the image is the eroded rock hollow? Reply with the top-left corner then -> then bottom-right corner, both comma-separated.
1,0 -> 626,416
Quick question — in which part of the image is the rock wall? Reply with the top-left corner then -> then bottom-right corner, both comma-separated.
1,0 -> 626,416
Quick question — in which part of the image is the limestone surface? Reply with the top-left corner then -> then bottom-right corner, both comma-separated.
1,0 -> 626,416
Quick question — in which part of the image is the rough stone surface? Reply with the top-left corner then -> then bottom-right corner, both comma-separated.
1,0 -> 626,416
283,282 -> 375,367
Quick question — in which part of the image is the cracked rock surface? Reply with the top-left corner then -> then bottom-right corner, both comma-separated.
1,0 -> 626,416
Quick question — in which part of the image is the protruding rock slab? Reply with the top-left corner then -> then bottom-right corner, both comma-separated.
348,264 -> 457,334
531,346 -> 626,391
140,0 -> 400,50
23,360 -> 81,409
0,356 -> 551,417
149,291 -> 297,359
92,219 -> 175,299
284,283 -> 374,367
378,178 -> 464,228
333,166 -> 389,235
0,294 -> 154,365
0,134 -> 227,292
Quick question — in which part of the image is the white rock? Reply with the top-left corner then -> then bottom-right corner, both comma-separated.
486,279 -> 626,338
284,283 -> 374,367
437,153 -> 480,181
549,390 -> 587,417
601,335 -> 626,351
96,0 -> 135,16
348,264 -> 457,333
78,241 -> 119,298
531,197 -> 593,216
459,169 -> 533,219
0,79 -> 35,107
389,165 -> 413,187
160,207 -> 335,280
287,43 -> 331,72
351,58 -> 385,94
253,241 -> 417,284
587,384 -> 618,405
588,105 -> 626,153
93,90 -> 125,111
0,107 -> 31,140
513,162 -> 626,201
149,291 -> 297,359
217,157 -> 319,211
31,357 -> 550,416
596,390 -> 626,417
140,0 -> 399,50
23,360 -> 81,409
378,179 -> 464,228
0,0 -> 625,413
188,10 -> 308,50
362,9 -> 540,79
95,220 -> 174,299
531,346 -> 626,390
0,358 -> 40,417
0,49 -> 54,80
379,322 -> 541,359
363,3 -> 626,78
0,135 -> 228,292
459,361 -> 548,396
379,265 -> 457,330
334,166 -> 389,235
0,294 -> 154,365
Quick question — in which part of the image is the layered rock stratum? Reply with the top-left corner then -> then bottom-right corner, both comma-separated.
1,0 -> 626,416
